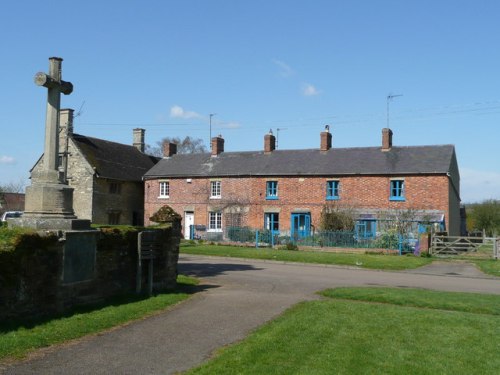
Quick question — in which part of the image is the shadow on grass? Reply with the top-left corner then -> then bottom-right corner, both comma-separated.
0,279 -> 216,335
178,262 -> 263,278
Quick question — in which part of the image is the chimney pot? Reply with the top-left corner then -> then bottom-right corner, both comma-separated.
211,135 -> 224,156
163,142 -> 177,158
264,131 -> 276,153
59,108 -> 74,136
133,128 -> 145,153
320,125 -> 332,151
382,128 -> 393,151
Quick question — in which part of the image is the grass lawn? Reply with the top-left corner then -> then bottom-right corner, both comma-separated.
181,243 -> 433,270
466,259 -> 500,277
188,287 -> 500,375
0,275 -> 198,362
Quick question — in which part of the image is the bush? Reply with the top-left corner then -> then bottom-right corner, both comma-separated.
320,205 -> 355,231
374,230 -> 399,249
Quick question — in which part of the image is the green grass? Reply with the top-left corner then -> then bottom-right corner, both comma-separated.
469,259 -> 500,277
320,287 -> 500,315
0,275 -> 198,361
0,226 -> 35,252
188,287 -> 500,375
181,243 -> 433,270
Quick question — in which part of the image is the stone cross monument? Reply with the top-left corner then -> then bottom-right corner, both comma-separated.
34,57 -> 73,183
14,57 -> 89,230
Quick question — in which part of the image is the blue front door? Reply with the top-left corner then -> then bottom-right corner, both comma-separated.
291,213 -> 311,239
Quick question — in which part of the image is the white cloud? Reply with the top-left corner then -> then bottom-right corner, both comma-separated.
272,59 -> 294,78
302,83 -> 320,96
460,167 -> 500,203
169,105 -> 203,119
220,121 -> 241,129
0,156 -> 16,165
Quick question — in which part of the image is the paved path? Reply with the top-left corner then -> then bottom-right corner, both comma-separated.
2,256 -> 499,375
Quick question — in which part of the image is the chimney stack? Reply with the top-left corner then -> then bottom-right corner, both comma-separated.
320,125 -> 332,151
264,129 -> 276,153
59,108 -> 74,136
133,128 -> 145,153
211,134 -> 224,156
163,142 -> 177,158
382,128 -> 393,151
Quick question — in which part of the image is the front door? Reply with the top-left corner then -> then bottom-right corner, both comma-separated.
184,212 -> 194,240
291,213 -> 311,239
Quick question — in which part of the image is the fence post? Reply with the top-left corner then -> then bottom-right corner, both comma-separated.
255,230 -> 259,249
494,237 -> 499,260
190,225 -> 194,240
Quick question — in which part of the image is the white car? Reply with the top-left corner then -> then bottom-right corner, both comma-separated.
1,211 -> 23,222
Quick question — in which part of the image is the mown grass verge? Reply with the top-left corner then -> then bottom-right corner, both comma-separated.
188,287 -> 500,375
181,243 -> 432,270
0,275 -> 198,362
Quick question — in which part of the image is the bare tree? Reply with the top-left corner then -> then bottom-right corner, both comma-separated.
146,136 -> 207,157
0,179 -> 26,193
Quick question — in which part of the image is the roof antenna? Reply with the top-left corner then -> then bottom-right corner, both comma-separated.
276,127 -> 287,149
74,100 -> 85,118
386,94 -> 402,128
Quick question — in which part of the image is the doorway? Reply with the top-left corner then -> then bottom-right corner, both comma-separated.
291,213 -> 311,239
184,212 -> 194,240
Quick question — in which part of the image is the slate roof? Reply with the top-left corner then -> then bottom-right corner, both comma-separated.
72,134 -> 159,181
144,145 -> 456,178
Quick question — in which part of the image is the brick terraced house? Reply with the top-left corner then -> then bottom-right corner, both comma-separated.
31,109 -> 159,225
143,127 -> 461,240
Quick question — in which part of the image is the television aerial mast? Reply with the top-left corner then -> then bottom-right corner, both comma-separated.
386,94 -> 402,128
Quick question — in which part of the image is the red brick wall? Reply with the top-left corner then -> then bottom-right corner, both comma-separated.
145,174 -> 455,235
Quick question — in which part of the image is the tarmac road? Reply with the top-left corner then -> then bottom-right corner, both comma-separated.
2,255 -> 499,375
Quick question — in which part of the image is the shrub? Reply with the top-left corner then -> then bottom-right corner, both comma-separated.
320,205 -> 355,231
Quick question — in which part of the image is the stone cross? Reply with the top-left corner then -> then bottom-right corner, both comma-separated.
34,57 -> 73,181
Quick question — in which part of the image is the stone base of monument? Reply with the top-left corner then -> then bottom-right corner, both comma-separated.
9,216 -> 91,230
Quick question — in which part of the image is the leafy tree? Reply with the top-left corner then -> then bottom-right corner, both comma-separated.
146,136 -> 207,157
467,199 -> 500,236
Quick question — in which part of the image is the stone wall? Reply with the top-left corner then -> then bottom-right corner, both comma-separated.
0,224 -> 180,321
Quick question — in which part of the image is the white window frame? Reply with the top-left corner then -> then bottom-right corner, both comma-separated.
208,211 -> 222,232
210,180 -> 221,199
159,181 -> 169,198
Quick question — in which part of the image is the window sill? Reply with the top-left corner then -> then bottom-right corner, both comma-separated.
210,196 -> 222,199
158,196 -> 170,199
266,196 -> 278,200
389,197 -> 406,202
326,197 -> 339,201
207,229 -> 223,233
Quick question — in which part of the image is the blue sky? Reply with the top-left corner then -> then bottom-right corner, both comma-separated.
1,0 -> 499,203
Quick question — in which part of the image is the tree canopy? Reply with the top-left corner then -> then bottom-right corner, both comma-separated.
146,136 -> 207,157
466,199 -> 500,236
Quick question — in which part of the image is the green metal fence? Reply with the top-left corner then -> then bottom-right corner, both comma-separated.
192,226 -> 417,253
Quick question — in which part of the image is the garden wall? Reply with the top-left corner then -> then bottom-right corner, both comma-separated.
0,224 -> 180,321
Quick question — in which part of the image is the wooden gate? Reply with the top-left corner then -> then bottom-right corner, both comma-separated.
430,235 -> 497,257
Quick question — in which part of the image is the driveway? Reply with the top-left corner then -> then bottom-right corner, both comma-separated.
2,255 -> 499,374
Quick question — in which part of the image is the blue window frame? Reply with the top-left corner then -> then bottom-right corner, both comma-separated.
264,213 -> 280,235
266,181 -> 278,200
390,179 -> 405,201
356,220 -> 377,239
326,180 -> 339,200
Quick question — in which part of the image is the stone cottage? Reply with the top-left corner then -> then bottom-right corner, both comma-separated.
31,109 -> 159,225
